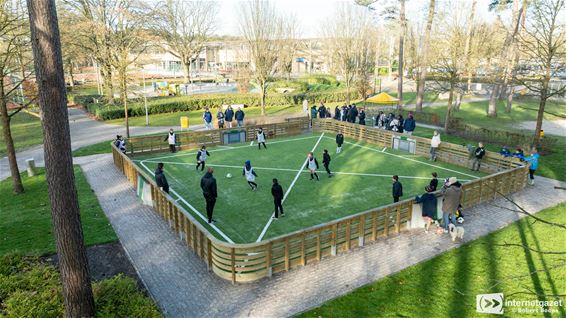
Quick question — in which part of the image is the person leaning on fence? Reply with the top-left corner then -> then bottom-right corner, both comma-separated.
392,175 -> 403,203
164,128 -> 176,153
271,178 -> 285,219
397,114 -> 405,133
334,106 -> 340,120
522,148 -> 540,186
404,113 -> 416,135
114,135 -> 126,153
224,106 -> 234,128
358,109 -> 366,125
200,167 -> 217,224
430,130 -> 441,161
155,162 -> 169,194
441,177 -> 462,233
471,142 -> 486,171
217,109 -> 225,129
310,105 -> 318,121
415,185 -> 438,233
235,108 -> 245,127
318,103 -> 327,118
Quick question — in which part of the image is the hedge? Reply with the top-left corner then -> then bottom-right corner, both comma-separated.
79,90 -> 362,120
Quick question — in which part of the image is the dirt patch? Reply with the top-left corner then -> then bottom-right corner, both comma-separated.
42,241 -> 144,290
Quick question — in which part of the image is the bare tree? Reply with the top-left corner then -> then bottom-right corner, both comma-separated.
238,0 -> 283,115
516,0 -> 566,146
153,0 -> 218,83
415,0 -> 436,112
277,14 -> 301,81
0,0 -> 33,194
27,0 -> 95,316
108,0 -> 151,138
324,4 -> 373,104
463,0 -> 478,94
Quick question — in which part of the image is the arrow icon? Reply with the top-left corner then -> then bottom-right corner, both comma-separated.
493,298 -> 500,308
485,299 -> 493,308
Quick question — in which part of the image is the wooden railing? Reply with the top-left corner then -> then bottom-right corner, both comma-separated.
126,117 -> 310,155
112,118 -> 528,284
312,119 -> 522,173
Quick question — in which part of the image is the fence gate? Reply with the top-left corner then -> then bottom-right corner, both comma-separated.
392,135 -> 416,154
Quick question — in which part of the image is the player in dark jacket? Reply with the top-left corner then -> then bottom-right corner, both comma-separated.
415,185 -> 438,233
336,131 -> 344,154
224,106 -> 234,128
271,178 -> 285,219
471,142 -> 486,171
322,149 -> 332,177
429,172 -> 439,191
358,109 -> 366,125
196,145 -> 211,171
200,167 -> 217,224
392,175 -> 403,203
155,162 -> 169,193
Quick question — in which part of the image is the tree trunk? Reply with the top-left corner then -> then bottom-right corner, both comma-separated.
397,0 -> 406,110
464,0 -> 477,94
68,60 -> 74,89
183,60 -> 191,83
260,81 -> 266,116
454,91 -> 462,111
444,81 -> 455,133
487,84 -> 499,117
0,79 -> 24,193
121,70 -> 130,138
415,0 -> 435,112
26,1 -> 95,317
533,91 -> 546,148
506,0 -> 527,113
102,63 -> 114,104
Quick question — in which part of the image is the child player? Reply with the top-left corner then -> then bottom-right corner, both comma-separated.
243,160 -> 258,190
196,145 -> 210,171
257,127 -> 267,150
336,131 -> 344,154
305,152 -> 320,181
322,149 -> 332,177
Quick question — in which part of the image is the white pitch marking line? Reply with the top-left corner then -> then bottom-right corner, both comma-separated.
139,161 -> 472,181
144,135 -> 319,162
325,136 -> 480,179
256,133 -> 326,243
382,147 -> 387,152
139,160 -> 235,243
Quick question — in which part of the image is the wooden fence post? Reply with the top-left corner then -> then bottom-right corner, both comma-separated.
331,224 -> 337,256
230,247 -> 236,284
284,238 -> 290,271
358,215 -> 365,247
266,242 -> 272,278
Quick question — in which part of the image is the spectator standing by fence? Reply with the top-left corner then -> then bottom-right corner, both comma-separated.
359,109 -> 366,125
200,167 -> 218,224
415,185 -> 437,233
217,109 -> 225,129
203,108 -> 213,130
225,106 -> 234,128
471,142 -> 486,171
429,172 -> 439,191
310,105 -> 318,121
441,177 -> 462,233
155,162 -> 169,194
523,148 -> 540,185
164,128 -> 176,153
318,103 -> 326,118
334,106 -> 340,120
398,114 -> 404,133
404,113 -> 416,135
430,130 -> 441,161
392,175 -> 403,203
235,108 -> 245,127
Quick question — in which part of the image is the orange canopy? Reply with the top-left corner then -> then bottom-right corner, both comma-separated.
365,92 -> 399,104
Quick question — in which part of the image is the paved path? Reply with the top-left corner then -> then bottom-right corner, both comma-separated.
79,154 -> 566,318
517,119 -> 566,137
0,107 -> 203,181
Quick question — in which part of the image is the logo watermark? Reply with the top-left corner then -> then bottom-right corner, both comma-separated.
476,293 -> 564,315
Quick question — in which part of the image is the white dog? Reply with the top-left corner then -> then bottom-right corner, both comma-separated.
448,223 -> 465,242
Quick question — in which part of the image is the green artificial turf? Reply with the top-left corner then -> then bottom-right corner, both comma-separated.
298,202 -> 566,318
0,167 -> 117,256
0,112 -> 44,157
133,133 -> 485,243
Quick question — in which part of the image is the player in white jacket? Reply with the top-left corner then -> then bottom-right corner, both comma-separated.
242,160 -> 258,190
430,130 -> 441,161
257,128 -> 267,150
196,145 -> 211,171
305,152 -> 320,181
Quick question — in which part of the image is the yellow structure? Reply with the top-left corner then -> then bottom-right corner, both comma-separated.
365,92 -> 399,104
180,116 -> 189,129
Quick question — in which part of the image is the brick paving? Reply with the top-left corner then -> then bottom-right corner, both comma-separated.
79,154 -> 565,318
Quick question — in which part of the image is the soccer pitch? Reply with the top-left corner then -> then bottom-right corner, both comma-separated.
133,132 -> 486,243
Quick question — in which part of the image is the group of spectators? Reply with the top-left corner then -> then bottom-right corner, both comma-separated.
202,106 -> 246,130
374,111 -> 416,135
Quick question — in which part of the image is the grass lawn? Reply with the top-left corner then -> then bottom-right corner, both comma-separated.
0,166 -> 117,256
72,140 -> 113,157
299,202 -> 566,318
132,133 -> 485,243
419,98 -> 565,129
0,112 -> 44,157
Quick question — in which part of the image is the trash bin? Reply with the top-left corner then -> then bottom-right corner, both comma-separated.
180,116 -> 189,129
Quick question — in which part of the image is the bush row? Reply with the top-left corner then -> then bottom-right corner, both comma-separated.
80,90 -> 362,120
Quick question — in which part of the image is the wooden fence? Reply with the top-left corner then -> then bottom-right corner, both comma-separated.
112,118 -> 528,284
126,117 -> 310,155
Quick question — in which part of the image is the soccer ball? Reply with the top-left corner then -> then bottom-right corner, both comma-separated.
457,217 -> 464,224
226,173 -> 232,179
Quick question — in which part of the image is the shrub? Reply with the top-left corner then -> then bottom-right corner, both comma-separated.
267,80 -> 309,93
0,254 -> 162,318
300,74 -> 339,86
